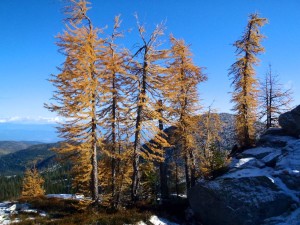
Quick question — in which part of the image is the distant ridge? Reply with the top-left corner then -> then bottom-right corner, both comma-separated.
0,142 -> 58,175
0,123 -> 60,142
0,141 -> 41,155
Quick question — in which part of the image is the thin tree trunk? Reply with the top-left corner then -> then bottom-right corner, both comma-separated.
175,159 -> 179,197
184,151 -> 191,191
131,55 -> 148,203
91,112 -> 99,202
111,70 -> 117,208
189,149 -> 196,187
157,100 -> 168,200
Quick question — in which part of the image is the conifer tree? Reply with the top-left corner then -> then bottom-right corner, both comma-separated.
164,35 -> 206,190
22,167 -> 45,197
46,0 -> 103,202
229,13 -> 267,148
129,19 -> 170,202
198,106 -> 222,158
100,15 -> 131,208
198,107 -> 228,178
259,64 -> 293,129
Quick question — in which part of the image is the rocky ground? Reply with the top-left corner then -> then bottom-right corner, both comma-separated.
0,201 -> 46,224
188,105 -> 300,225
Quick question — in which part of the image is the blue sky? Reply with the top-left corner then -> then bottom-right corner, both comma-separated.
0,0 -> 299,122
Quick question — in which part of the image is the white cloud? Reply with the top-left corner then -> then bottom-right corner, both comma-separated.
0,116 -> 66,124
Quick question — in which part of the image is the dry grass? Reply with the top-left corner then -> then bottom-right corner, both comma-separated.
14,197 -> 152,225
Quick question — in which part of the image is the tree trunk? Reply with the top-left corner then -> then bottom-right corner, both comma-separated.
157,100 -> 168,200
91,115 -> 99,202
175,159 -> 179,197
131,57 -> 147,203
111,71 -> 117,208
189,149 -> 196,187
184,151 -> 191,191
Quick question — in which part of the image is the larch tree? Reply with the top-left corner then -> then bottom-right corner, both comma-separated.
164,35 -> 206,190
46,0 -> 103,202
198,107 -> 227,178
198,106 -> 222,157
99,15 -> 132,208
259,64 -> 293,129
22,167 -> 45,198
128,19 -> 170,202
229,13 -> 267,149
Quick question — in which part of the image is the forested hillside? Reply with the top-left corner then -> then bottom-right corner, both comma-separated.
0,143 -> 57,175
0,141 -> 40,156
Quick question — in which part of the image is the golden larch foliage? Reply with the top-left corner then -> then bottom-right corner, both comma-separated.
164,35 -> 207,189
22,167 -> 45,197
229,13 -> 267,148
128,18 -> 170,202
46,0 -> 104,202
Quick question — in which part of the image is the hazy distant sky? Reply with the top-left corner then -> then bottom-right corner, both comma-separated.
0,0 -> 299,122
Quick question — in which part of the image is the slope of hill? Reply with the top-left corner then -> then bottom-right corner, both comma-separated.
0,141 -> 41,156
0,143 -> 58,176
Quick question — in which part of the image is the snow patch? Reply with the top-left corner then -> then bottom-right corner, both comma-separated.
267,177 -> 275,183
46,194 -> 85,200
149,215 -> 179,225
221,167 -> 273,179
235,158 -> 254,167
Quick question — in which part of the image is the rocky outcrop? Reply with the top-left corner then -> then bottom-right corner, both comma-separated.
279,105 -> 300,137
188,132 -> 300,225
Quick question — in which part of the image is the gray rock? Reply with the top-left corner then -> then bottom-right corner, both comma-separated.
258,134 -> 295,148
189,133 -> 300,225
261,150 -> 282,167
189,176 -> 295,225
229,157 -> 265,169
275,172 -> 300,191
263,128 -> 288,137
279,105 -> 300,137
241,147 -> 277,159
262,207 -> 300,225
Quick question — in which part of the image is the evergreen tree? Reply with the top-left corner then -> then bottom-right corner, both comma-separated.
129,18 -> 170,202
229,13 -> 267,148
46,0 -> 103,202
259,64 -> 293,129
198,107 -> 228,178
22,167 -> 45,197
164,35 -> 206,190
198,106 -> 223,159
100,15 -> 132,208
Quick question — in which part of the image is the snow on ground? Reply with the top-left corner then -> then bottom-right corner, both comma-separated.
220,167 -> 273,179
0,202 -> 12,224
136,215 -> 179,225
46,194 -> 85,200
0,201 -> 45,224
230,157 -> 265,168
169,193 -> 187,198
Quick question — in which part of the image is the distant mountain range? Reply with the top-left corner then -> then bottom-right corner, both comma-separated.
0,142 -> 58,176
0,123 -> 60,142
0,141 -> 41,156
0,113 -> 265,176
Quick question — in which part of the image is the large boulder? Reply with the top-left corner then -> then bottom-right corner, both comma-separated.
279,105 -> 300,137
188,134 -> 300,225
